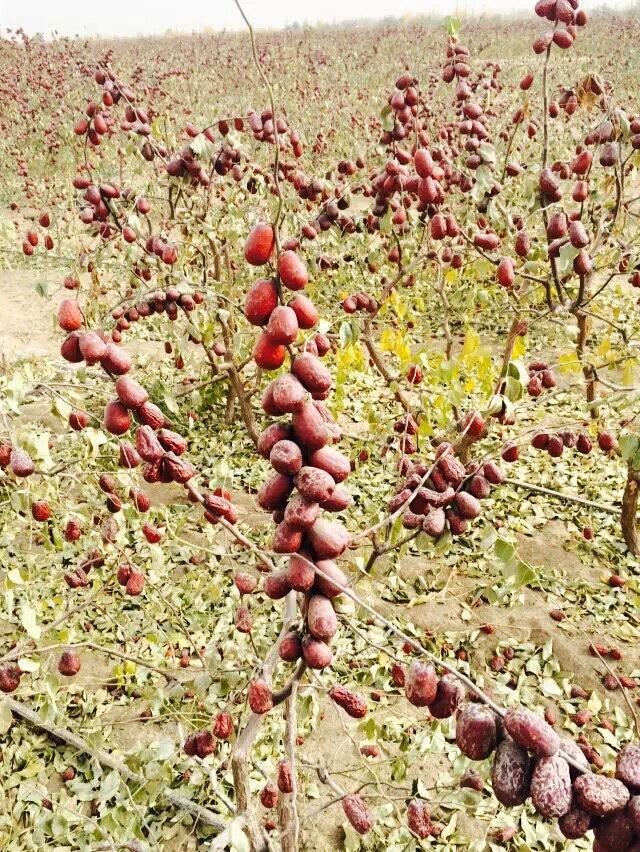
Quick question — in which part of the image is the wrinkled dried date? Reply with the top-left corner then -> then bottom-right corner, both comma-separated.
573,773 -> 630,817
504,707 -> 560,757
530,755 -> 572,818
456,703 -> 497,761
491,739 -> 532,806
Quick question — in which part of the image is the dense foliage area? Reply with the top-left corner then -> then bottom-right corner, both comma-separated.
1,6 -> 640,851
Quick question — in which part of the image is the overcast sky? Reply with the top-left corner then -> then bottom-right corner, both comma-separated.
3,0 -> 631,38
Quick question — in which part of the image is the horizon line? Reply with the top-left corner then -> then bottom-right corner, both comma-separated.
4,3 -> 639,42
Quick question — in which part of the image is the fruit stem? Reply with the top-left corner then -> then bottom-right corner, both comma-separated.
234,0 -> 284,254
539,41 -> 563,308
541,44 -> 551,171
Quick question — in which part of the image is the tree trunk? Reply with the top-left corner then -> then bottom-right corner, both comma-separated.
574,271 -> 597,418
227,365 -> 259,445
231,715 -> 269,852
576,311 -> 597,418
224,384 -> 236,425
495,316 -> 521,394
621,464 -> 640,556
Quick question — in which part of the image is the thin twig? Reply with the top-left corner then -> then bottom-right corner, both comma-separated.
5,697 -> 231,831
504,478 -> 618,514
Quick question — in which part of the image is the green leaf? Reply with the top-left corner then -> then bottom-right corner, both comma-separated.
230,821 -> 250,852
380,104 -> 394,132
332,593 -> 355,615
443,15 -> 460,36
153,740 -> 175,760
480,526 -> 497,550
600,726 -> 620,747
619,433 -> 638,461
471,165 -> 493,203
0,700 -> 12,735
514,560 -> 538,588
486,394 -> 504,416
507,359 -> 529,385
391,756 -> 407,781
35,280 -> 49,298
587,691 -> 602,714
494,538 -> 538,588
189,133 -> 211,157
51,395 -> 72,420
495,537 -> 516,566
478,143 -> 496,167
504,375 -> 522,403
339,321 -> 352,348
149,543 -> 165,571
619,109 -> 631,137
379,207 -> 393,234
99,770 -> 121,802
3,374 -> 27,413
360,717 -> 378,740
434,527 -> 452,555
21,605 -> 41,640
85,427 -> 107,457
558,242 -> 579,276
540,677 -> 563,697
164,393 -> 179,415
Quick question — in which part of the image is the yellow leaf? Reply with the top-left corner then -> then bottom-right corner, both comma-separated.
388,290 -> 400,314
512,335 -> 526,360
462,330 -> 480,356
433,395 -> 447,414
408,594 -> 432,607
380,329 -> 410,362
559,353 -> 580,374
380,329 -> 395,352
622,360 -> 636,387
418,416 -> 433,436
595,336 -> 611,357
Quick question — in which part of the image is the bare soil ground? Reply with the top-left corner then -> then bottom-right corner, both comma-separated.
0,269 -> 65,363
